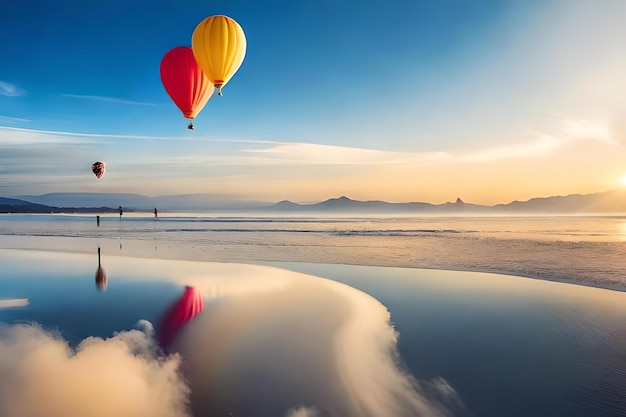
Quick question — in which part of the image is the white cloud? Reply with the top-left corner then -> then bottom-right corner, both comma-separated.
175,118 -> 615,167
0,117 -> 618,198
285,406 -> 319,417
2,117 -> 612,170
61,94 -> 158,107
460,133 -> 565,163
0,125 -> 254,143
0,127 -> 100,145
248,142 -> 452,165
0,115 -> 29,123
462,118 -> 617,163
0,81 -> 25,96
560,119 -> 615,145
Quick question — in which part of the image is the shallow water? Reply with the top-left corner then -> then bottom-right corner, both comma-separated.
1,214 -> 625,291
1,248 -> 626,416
268,262 -> 626,417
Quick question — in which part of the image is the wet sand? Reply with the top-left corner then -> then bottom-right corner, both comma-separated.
2,238 -> 626,417
0,233 -> 624,293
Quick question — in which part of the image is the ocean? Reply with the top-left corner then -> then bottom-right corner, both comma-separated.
1,214 -> 626,417
1,213 -> 625,291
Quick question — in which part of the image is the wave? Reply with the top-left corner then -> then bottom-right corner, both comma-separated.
334,229 -> 465,236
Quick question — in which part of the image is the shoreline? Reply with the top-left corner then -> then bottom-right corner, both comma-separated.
1,234 -> 624,294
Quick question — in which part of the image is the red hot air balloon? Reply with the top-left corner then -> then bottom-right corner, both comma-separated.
160,46 -> 213,130
92,161 -> 106,179
158,286 -> 204,348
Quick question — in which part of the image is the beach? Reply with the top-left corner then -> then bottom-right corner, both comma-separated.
2,214 -> 626,417
4,1 -> 626,415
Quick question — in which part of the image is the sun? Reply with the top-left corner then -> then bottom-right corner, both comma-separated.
620,174 -> 626,187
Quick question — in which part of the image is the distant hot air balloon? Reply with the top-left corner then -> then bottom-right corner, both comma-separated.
160,46 -> 213,130
92,161 -> 106,179
192,15 -> 246,97
158,286 -> 204,348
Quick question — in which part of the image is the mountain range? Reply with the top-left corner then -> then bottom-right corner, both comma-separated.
0,196 -> 119,214
2,190 -> 626,214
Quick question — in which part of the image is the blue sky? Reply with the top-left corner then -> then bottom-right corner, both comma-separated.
1,1 -> 626,204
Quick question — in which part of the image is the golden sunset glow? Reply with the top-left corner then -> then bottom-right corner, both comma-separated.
1,1 -> 625,206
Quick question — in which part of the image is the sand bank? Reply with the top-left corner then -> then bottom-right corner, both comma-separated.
1,234 -> 624,293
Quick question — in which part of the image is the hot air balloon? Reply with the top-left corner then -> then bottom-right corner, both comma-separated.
158,286 -> 204,348
160,46 -> 213,130
192,15 -> 247,97
92,161 -> 106,179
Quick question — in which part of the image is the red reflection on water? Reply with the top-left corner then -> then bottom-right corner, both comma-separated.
158,286 -> 204,348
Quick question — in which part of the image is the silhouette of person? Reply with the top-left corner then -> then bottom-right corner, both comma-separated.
154,208 -> 158,220
96,215 -> 100,227
118,206 -> 123,219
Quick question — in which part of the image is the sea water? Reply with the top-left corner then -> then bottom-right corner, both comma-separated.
0,213 -> 625,290
269,262 -> 626,417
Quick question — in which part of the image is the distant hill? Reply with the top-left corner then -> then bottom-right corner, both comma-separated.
0,196 -> 54,213
5,189 -> 626,214
16,193 -> 156,210
262,196 -> 440,213
261,196 -> 491,213
16,193 -> 264,211
262,196 -> 493,213
0,196 -> 42,207
263,191 -> 626,214
0,196 -> 118,214
494,189 -> 626,213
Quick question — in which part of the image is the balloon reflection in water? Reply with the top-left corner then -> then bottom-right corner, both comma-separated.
95,247 -> 107,291
158,286 -> 204,349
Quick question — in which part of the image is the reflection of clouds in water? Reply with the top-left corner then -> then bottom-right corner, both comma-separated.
0,321 -> 189,417
286,406 -> 319,417
331,279 -> 456,417
170,262 -> 292,299
0,298 -> 29,309
168,264 -> 463,417
0,257 -> 463,417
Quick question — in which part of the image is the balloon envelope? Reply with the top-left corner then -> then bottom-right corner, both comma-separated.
92,161 -> 106,179
160,46 -> 213,120
158,286 -> 204,348
192,15 -> 246,95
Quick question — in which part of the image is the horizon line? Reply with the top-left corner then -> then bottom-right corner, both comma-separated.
1,188 -> 619,208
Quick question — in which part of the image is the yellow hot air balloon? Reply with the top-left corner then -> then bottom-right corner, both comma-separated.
192,15 -> 246,96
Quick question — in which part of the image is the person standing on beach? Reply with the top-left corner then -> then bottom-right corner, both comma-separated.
96,215 -> 100,227
119,206 -> 123,219
154,208 -> 158,220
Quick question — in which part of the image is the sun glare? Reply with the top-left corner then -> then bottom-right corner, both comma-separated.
620,174 -> 626,187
